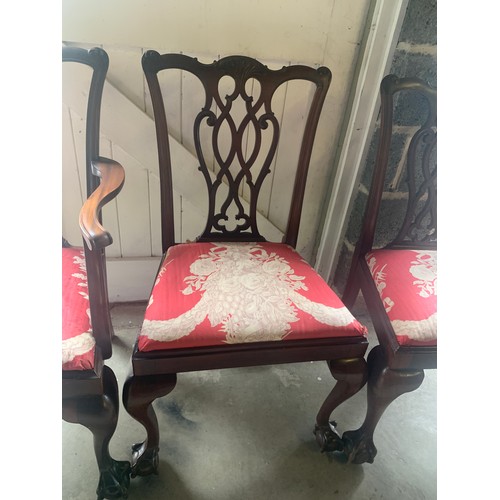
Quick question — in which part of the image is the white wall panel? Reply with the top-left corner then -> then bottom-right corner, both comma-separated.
156,68 -> 182,143
269,80 -> 314,234
63,0 -> 335,65
62,103 -> 84,246
106,257 -> 161,302
99,138 -> 123,258
180,196 -> 207,243
112,145 -> 152,257
69,109 -> 87,201
104,45 -> 146,112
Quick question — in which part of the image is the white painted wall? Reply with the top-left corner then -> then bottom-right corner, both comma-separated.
62,0 -> 372,301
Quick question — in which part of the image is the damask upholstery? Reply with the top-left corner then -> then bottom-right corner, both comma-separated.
62,246 -> 95,370
139,242 -> 367,352
365,249 -> 437,346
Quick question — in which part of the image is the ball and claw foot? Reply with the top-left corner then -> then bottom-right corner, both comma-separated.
130,441 -> 159,478
314,421 -> 344,453
342,429 -> 377,464
96,460 -> 131,499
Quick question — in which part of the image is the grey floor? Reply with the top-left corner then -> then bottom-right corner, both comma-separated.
62,297 -> 437,500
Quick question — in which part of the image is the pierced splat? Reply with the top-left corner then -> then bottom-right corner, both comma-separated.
142,51 -> 331,250
199,70 -> 279,239
392,115 -> 436,246
385,77 -> 437,249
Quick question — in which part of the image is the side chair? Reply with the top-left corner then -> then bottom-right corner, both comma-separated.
122,51 -> 370,478
341,74 -> 437,464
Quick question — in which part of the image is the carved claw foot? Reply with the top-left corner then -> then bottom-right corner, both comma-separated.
131,441 -> 159,477
342,429 -> 377,464
314,422 -> 344,453
96,459 -> 131,499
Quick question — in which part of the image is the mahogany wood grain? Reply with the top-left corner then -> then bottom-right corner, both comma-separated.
80,158 -> 125,251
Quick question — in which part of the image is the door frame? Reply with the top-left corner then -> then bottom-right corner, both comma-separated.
314,0 -> 409,281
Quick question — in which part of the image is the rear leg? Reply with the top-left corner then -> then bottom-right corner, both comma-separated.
342,345 -> 424,464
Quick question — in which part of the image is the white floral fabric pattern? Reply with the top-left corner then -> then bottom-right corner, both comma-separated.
409,252 -> 437,298
365,249 -> 437,345
62,332 -> 96,365
139,242 -> 367,351
62,247 -> 95,370
366,257 -> 394,313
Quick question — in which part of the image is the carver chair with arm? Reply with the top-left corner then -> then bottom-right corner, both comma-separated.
341,74 -> 437,464
122,51 -> 371,478
62,46 -> 129,499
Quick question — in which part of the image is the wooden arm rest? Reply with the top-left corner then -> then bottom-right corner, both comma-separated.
79,157 -> 125,250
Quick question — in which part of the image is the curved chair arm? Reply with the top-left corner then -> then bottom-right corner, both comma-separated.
79,157 -> 125,250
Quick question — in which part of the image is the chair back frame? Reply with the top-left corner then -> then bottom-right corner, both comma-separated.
142,51 -> 332,252
358,74 -> 437,256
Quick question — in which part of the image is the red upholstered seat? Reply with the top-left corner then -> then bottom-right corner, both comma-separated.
365,249 -> 437,347
62,247 -> 95,370
139,242 -> 367,352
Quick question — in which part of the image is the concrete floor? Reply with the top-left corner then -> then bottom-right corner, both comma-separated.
62,297 -> 437,500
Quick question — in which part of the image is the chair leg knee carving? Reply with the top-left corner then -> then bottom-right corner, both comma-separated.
122,373 -> 177,477
342,346 -> 425,464
314,357 -> 368,453
63,366 -> 131,499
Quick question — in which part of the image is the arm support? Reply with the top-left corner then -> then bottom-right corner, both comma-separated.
79,157 -> 125,250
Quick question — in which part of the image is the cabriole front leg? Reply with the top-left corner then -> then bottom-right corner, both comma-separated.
122,372 -> 177,477
342,345 -> 424,464
314,357 -> 368,454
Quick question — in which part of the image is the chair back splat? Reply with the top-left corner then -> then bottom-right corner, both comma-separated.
123,51 -> 371,481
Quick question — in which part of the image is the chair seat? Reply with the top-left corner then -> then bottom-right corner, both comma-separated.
139,242 -> 367,352
365,249 -> 437,347
62,247 -> 95,370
